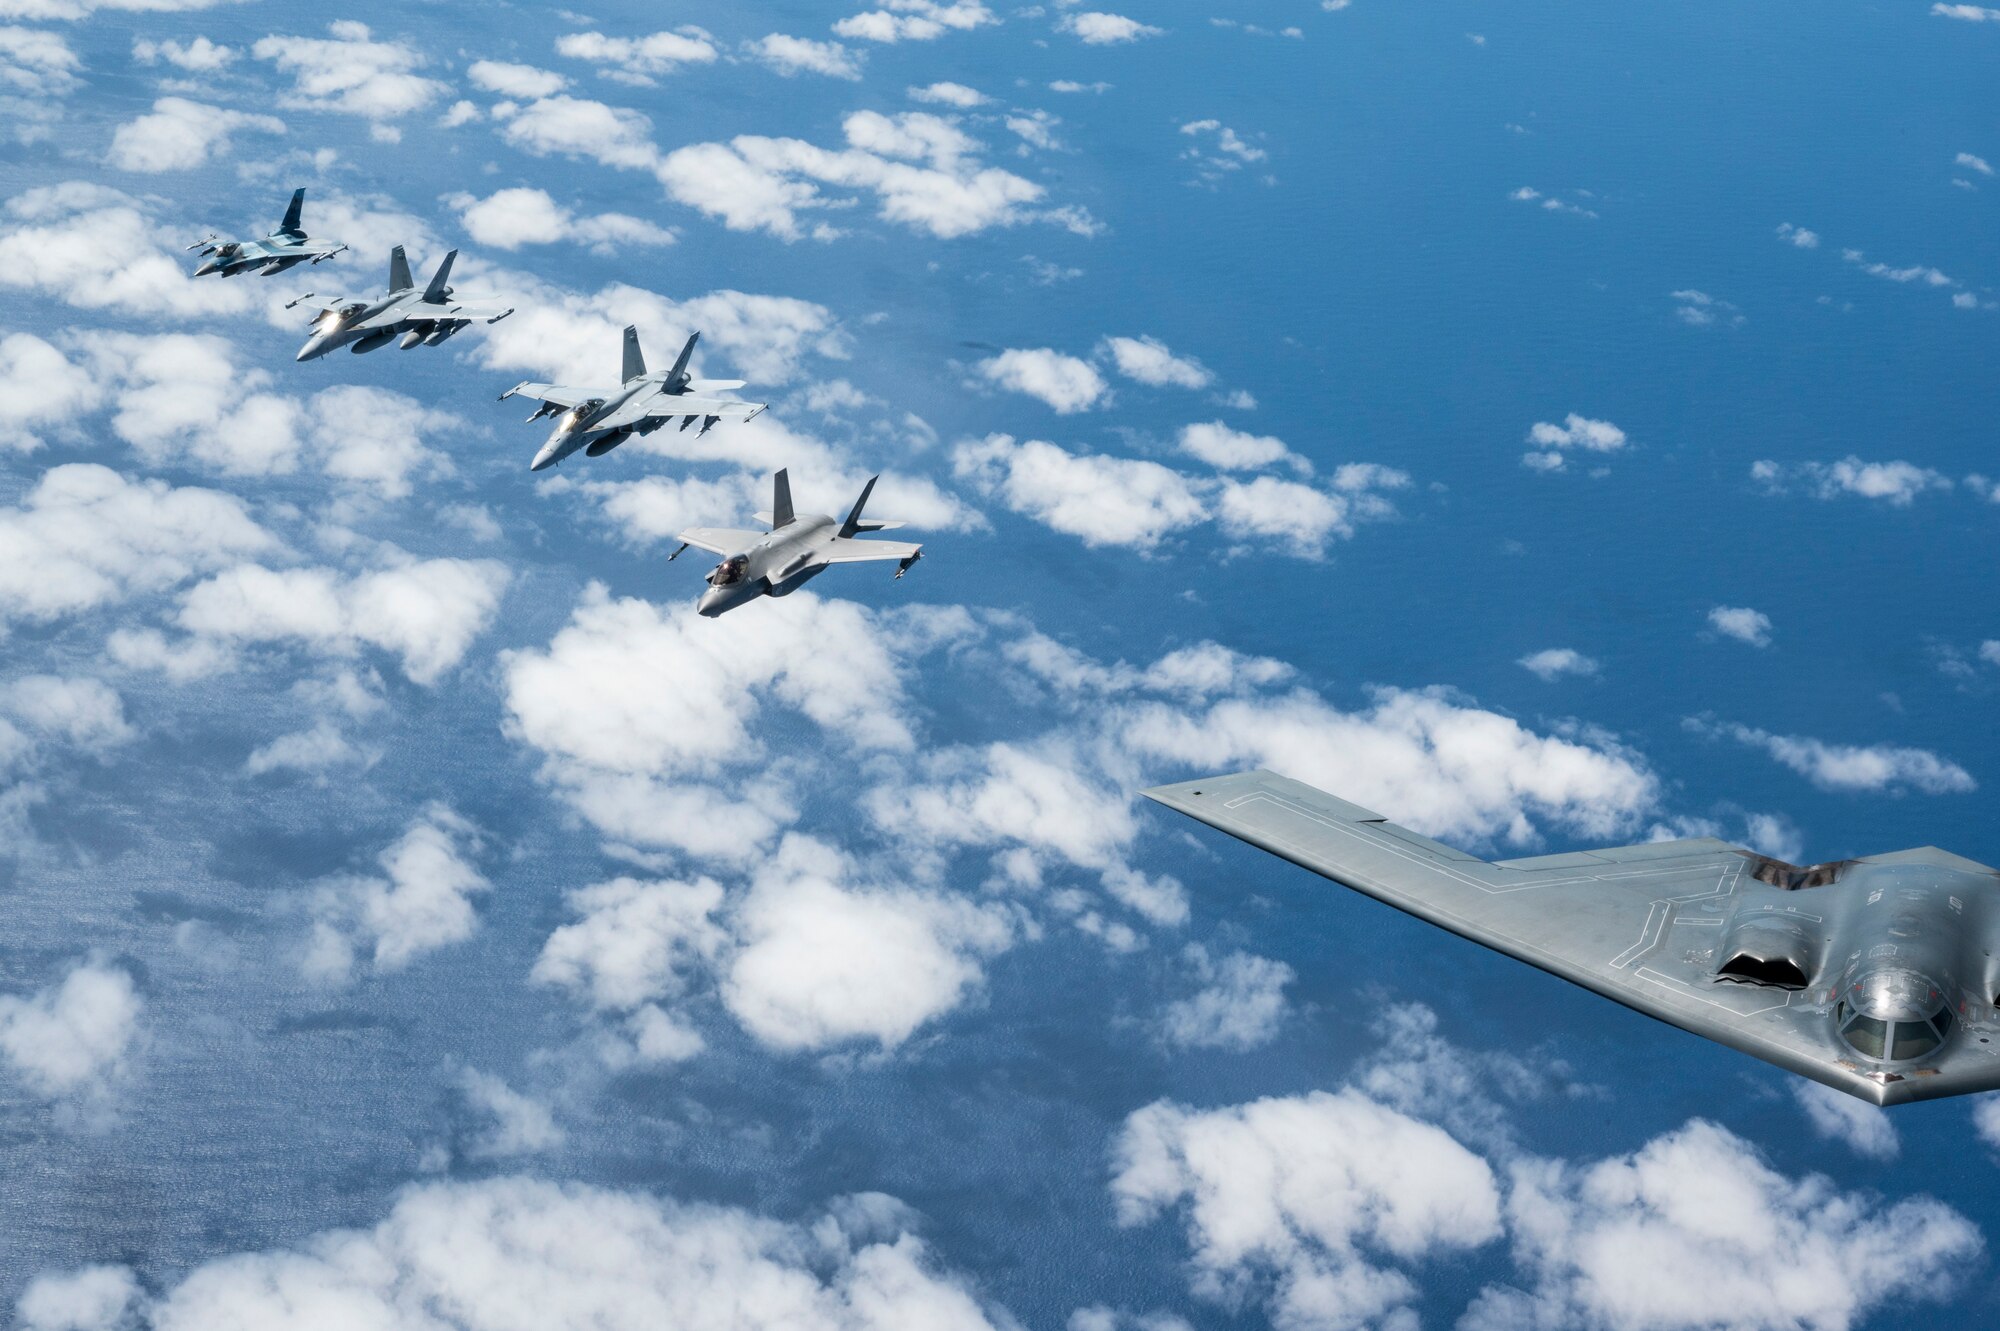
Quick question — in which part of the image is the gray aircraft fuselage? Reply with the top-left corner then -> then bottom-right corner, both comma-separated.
698,514 -> 841,616
531,376 -> 660,472
296,291 -> 474,362
193,189 -> 342,277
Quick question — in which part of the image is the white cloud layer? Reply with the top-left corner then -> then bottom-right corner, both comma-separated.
448,186 -> 674,252
1518,648 -> 1599,681
1707,605 -> 1773,648
1100,335 -> 1212,389
0,956 -> 141,1100
555,28 -> 719,83
1060,11 -> 1163,43
105,97 -> 283,172
745,34 -> 862,79
304,805 -> 490,982
1157,945 -> 1293,1051
1688,717 -> 1976,795
1750,456 -> 1954,505
976,347 -> 1108,413
252,22 -> 448,122
835,1 -> 997,43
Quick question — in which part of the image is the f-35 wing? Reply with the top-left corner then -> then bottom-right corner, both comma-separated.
677,528 -> 767,556
816,537 -> 922,564
1140,768 -> 1976,1104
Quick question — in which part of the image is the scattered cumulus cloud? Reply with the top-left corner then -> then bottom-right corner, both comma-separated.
448,186 -> 674,253
1957,151 -> 1994,175
0,956 -> 141,1102
1,25 -> 79,96
909,80 -> 985,106
1521,413 -> 1627,472
1511,186 -> 1597,218
1518,648 -> 1599,681
1776,221 -> 1819,248
1793,1080 -> 1898,1160
1100,335 -> 1212,389
251,22 -> 449,124
1933,3 -> 2000,19
835,1 -> 997,43
465,58 -> 566,99
1156,945 -> 1293,1051
554,28 -> 719,84
1707,605 -> 1773,648
1059,11 -> 1163,43
975,347 -> 1108,413
743,34 -> 862,80
1687,717 -> 1976,795
1177,421 -> 1307,474
303,805 -> 491,982
1750,456 -> 1953,505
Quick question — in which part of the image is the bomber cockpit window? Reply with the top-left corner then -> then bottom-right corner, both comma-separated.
1841,1014 -> 1888,1060
709,554 -> 748,587
1891,1021 -> 1943,1062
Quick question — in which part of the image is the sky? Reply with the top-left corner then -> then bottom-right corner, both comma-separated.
0,0 -> 1997,1328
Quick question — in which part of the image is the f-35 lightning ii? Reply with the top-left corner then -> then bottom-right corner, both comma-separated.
190,188 -> 345,277
498,325 -> 768,472
1144,768 -> 2000,1105
288,246 -> 513,362
670,469 -> 923,617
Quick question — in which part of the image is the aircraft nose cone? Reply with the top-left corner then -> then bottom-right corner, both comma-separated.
529,450 -> 556,472
697,589 -> 726,617
195,261 -> 217,276
295,341 -> 317,362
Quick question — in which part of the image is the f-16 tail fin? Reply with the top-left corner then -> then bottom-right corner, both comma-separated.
280,188 -> 306,236
621,325 -> 646,383
839,475 -> 879,539
771,468 -> 795,529
388,245 -> 413,293
424,249 -> 457,302
666,331 -> 698,393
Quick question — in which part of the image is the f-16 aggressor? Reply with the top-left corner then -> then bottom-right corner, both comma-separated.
670,469 -> 922,617
499,325 -> 767,471
288,246 -> 513,361
1145,769 -> 2000,1105
189,188 -> 345,277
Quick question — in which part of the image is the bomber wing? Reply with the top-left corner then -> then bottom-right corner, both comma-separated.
677,528 -> 768,556
1142,768 -> 2000,1104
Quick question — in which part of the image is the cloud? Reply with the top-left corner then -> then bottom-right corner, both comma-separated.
834,1 -> 997,43
491,92 -> 662,170
723,835 -> 1015,1051
0,332 -> 93,451
1776,221 -> 1820,248
69,331 -> 460,494
1157,945 -> 1293,1051
1176,421 -> 1305,473
1706,605 -> 1772,648
2,675 -> 133,754
0,463 -> 274,629
0,956 -> 141,1100
105,96 -> 283,172
448,186 -> 674,252
534,875 -> 726,1015
0,0 -> 241,15
465,58 -> 565,98
1521,413 -> 1628,472
454,1067 -> 564,1159
173,554 -> 511,685
131,34 -> 234,71
1178,119 -> 1266,183
745,34 -> 862,79
1671,288 -> 1742,328
0,25 -> 78,95
1101,335 -> 1212,389
1957,151 -> 1995,176
953,435 -> 1404,558
554,28 -> 719,84
1464,1119 -> 1978,1331
1124,685 -> 1661,846
251,22 -> 448,122
1841,247 -> 1958,289
1686,717 -> 1975,795
303,805 -> 490,981
120,1176 -> 1012,1329
1518,648 -> 1599,682
1059,11 -> 1163,43
501,586 -> 919,859
245,721 -> 367,777
1510,186 -> 1597,218
0,182 -> 261,318
909,80 -> 986,106
975,347 -> 1108,413
1749,456 -> 1953,505
953,435 -> 1206,549
1793,1080 -> 1898,1160
1112,1090 -> 1501,1330
1933,3 -> 2000,19
16,1265 -> 140,1331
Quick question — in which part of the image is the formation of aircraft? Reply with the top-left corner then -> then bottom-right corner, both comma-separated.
203,189 -> 919,617
1145,770 -> 2000,1105
189,188 -> 345,277
499,326 -> 767,472
670,469 -> 922,617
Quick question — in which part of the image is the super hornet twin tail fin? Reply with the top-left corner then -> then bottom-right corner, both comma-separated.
622,325 -> 647,384
388,245 -> 414,294
423,250 -> 458,303
665,331 -> 699,393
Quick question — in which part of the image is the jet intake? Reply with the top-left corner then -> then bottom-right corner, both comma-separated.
351,329 -> 397,354
585,430 -> 632,457
1714,909 -> 1818,991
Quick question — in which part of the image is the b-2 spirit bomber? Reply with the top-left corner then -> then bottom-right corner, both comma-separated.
499,325 -> 768,472
1145,768 -> 2000,1105
289,246 -> 513,362
671,469 -> 922,617
190,188 -> 346,278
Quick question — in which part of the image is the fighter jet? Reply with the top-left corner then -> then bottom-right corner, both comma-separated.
288,246 -> 513,362
189,188 -> 345,277
669,469 -> 922,617
498,326 -> 767,472
1144,769 -> 2000,1105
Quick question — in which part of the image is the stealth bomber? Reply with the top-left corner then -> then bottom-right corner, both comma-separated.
499,325 -> 768,471
289,246 -> 513,362
671,469 -> 922,617
190,188 -> 345,277
1144,768 -> 2000,1105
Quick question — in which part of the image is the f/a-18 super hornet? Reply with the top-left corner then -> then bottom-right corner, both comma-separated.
189,188 -> 345,277
498,326 -> 768,472
1145,768 -> 2000,1105
287,246 -> 513,362
669,469 -> 922,617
